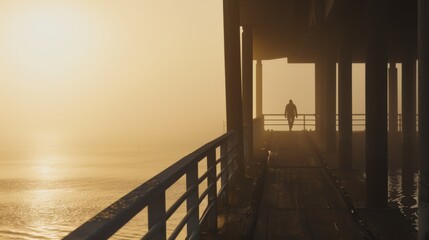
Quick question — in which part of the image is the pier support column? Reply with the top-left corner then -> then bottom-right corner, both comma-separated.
365,0 -> 388,208
418,0 -> 429,237
325,38 -> 337,153
402,59 -> 416,187
338,28 -> 353,169
255,60 -> 263,150
256,60 -> 263,118
223,0 -> 244,181
242,26 -> 253,164
315,60 -> 325,138
389,63 -> 398,133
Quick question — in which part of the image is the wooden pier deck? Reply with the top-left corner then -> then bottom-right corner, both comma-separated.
254,132 -> 367,239
218,131 -> 416,240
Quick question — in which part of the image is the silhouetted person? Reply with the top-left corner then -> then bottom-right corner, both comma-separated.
284,99 -> 298,131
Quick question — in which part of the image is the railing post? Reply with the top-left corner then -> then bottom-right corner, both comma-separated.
148,192 -> 166,240
303,115 -> 306,131
186,163 -> 199,238
220,140 -> 229,204
207,148 -> 218,234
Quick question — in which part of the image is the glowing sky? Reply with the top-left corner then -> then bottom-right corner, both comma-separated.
0,1 -> 401,149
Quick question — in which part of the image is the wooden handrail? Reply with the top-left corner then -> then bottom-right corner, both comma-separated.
64,131 -> 238,240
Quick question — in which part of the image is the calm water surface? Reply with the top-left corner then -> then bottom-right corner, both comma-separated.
0,145 -> 191,239
388,169 -> 419,231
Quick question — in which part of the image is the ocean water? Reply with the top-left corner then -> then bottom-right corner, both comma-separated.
388,169 -> 419,231
0,145 -> 191,239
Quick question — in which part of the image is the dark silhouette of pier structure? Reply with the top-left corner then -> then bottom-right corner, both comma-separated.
65,0 -> 429,239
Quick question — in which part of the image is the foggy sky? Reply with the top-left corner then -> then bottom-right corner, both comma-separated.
0,1 -> 402,150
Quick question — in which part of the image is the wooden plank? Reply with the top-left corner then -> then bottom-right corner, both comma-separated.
267,209 -> 311,239
305,209 -> 364,240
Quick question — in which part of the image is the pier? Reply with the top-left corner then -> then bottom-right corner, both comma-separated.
64,0 -> 429,239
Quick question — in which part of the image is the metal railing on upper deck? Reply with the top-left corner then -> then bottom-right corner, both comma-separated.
263,113 -> 318,131
263,113 -> 417,131
64,131 -> 239,240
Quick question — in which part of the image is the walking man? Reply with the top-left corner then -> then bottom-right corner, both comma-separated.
284,99 -> 298,131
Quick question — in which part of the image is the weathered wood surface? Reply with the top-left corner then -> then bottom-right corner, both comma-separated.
254,132 -> 365,240
215,150 -> 268,240
219,131 -> 415,239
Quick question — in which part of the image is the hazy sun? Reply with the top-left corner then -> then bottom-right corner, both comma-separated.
4,3 -> 93,76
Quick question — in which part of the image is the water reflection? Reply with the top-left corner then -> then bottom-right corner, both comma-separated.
0,145 -> 188,239
388,169 -> 419,231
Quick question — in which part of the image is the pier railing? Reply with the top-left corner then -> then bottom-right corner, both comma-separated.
263,113 -> 416,131
64,131 -> 238,240
263,113 -> 318,131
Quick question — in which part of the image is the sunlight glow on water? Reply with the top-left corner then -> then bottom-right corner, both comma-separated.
0,146 -> 189,239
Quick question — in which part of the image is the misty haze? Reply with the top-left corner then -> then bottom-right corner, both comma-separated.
0,0 -> 424,239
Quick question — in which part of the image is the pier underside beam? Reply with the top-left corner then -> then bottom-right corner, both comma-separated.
365,0 -> 388,208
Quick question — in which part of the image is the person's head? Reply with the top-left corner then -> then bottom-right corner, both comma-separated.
289,99 -> 293,104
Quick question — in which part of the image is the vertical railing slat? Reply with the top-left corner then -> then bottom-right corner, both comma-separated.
228,135 -> 235,181
64,132 -> 237,240
220,141 -> 229,204
186,163 -> 199,237
148,192 -> 167,240
304,115 -> 306,130
207,148 -> 218,233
